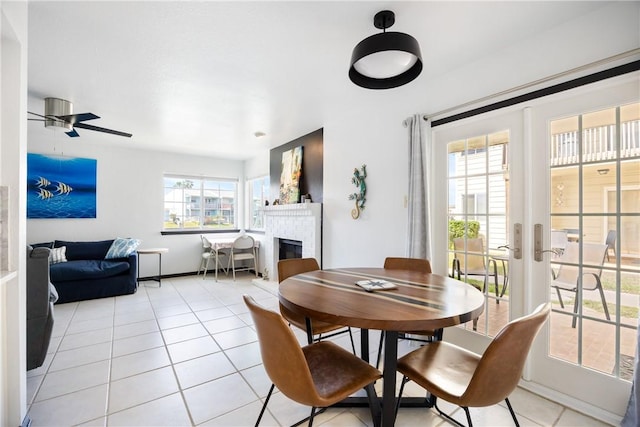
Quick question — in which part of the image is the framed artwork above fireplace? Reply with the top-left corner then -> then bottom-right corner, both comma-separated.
270,128 -> 323,204
279,146 -> 303,204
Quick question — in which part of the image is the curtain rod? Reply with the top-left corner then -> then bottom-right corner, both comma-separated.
423,49 -> 640,126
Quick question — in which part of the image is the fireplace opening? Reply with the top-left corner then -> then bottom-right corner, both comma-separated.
279,239 -> 302,260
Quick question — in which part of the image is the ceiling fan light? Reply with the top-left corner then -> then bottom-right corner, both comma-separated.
353,49 -> 419,79
349,12 -> 423,90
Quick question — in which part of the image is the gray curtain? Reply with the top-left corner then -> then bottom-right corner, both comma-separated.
622,315 -> 640,426
405,114 -> 431,260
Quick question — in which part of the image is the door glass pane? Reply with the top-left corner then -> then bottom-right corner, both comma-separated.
548,102 -> 640,379
582,108 -> 616,164
448,131 -> 510,337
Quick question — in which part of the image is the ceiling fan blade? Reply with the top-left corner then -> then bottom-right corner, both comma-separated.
28,111 -> 66,123
66,129 -> 80,137
56,113 -> 100,124
73,122 -> 132,138
28,111 -> 48,119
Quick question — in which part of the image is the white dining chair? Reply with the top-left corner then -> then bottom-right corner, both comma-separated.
197,235 -> 226,279
227,235 -> 258,280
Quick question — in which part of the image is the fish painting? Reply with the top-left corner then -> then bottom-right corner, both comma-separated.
55,181 -> 73,195
27,153 -> 97,218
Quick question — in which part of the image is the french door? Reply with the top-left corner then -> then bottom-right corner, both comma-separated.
431,72 -> 639,421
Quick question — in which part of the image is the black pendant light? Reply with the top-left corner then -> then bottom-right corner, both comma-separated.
349,10 -> 422,89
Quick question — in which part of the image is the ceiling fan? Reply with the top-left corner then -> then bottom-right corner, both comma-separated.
28,97 -> 132,138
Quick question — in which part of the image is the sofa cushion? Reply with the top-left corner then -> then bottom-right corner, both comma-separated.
31,241 -> 54,249
54,240 -> 114,261
50,260 -> 130,282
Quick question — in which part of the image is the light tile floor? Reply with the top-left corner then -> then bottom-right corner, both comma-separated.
27,274 -> 612,426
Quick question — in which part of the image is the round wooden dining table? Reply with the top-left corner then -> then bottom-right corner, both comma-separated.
279,267 -> 485,427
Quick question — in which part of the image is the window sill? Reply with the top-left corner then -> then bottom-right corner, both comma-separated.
161,229 -> 241,236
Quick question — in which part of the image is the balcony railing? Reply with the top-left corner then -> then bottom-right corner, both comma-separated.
551,120 -> 640,166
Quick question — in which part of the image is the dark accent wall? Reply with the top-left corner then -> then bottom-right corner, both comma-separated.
269,128 -> 323,203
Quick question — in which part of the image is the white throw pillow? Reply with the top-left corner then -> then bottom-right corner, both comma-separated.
50,246 -> 67,264
105,238 -> 141,259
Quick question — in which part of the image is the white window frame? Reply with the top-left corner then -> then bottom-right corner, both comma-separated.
246,175 -> 269,231
163,174 -> 238,231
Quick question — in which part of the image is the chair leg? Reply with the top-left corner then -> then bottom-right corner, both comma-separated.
462,407 -> 473,427
305,318 -> 314,345
555,286 -> 565,308
308,407 -> 316,427
348,327 -> 356,355
364,383 -> 381,427
505,398 -> 520,427
255,383 -> 275,427
395,376 -> 409,417
376,331 -> 384,369
218,251 -> 228,275
203,256 -> 211,280
488,259 -> 499,304
226,253 -> 232,276
231,255 -> 236,281
597,284 -> 611,321
433,401 -> 467,427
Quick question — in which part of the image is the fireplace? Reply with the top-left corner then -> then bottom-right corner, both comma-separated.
263,203 -> 321,281
279,239 -> 302,260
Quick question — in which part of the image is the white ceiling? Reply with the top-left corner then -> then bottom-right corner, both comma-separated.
27,1 -> 610,159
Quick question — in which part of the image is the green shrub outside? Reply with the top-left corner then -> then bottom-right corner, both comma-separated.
448,220 -> 480,248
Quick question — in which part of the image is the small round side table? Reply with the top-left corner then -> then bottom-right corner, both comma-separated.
137,248 -> 169,287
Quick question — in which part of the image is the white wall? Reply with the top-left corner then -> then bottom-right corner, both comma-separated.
1,2 -> 28,425
27,136 -> 245,278
322,105 -> 413,268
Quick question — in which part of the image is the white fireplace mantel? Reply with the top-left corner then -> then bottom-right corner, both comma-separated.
263,203 -> 321,281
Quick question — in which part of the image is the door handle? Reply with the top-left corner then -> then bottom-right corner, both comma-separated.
513,223 -> 522,259
496,223 -> 522,260
534,224 -> 558,261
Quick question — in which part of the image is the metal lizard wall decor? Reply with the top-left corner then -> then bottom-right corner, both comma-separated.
348,164 -> 367,219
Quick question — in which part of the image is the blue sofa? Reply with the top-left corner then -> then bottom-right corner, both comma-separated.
34,239 -> 138,304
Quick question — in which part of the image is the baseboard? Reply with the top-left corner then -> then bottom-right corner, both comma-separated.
138,269 -> 263,282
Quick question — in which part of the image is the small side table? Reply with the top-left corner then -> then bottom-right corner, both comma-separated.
137,248 -> 169,287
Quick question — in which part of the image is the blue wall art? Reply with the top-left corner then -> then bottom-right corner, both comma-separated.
27,153 -> 97,219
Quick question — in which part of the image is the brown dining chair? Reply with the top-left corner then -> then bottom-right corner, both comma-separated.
243,295 -> 382,427
278,258 -> 356,353
376,257 -> 439,368
396,302 -> 551,427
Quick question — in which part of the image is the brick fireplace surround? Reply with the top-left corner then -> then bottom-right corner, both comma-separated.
262,203 -> 321,282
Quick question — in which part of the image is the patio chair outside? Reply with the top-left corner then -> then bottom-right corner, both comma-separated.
452,237 -> 499,299
551,242 -> 610,328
